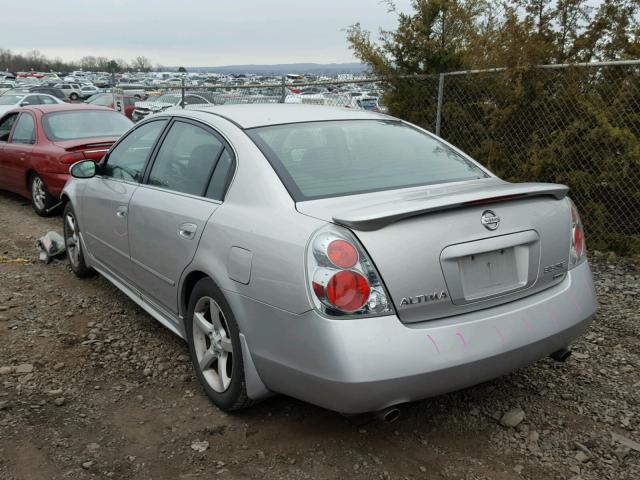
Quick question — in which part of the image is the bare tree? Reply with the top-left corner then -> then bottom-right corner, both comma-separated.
132,56 -> 153,72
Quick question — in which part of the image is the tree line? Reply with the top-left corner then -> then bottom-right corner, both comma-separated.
0,49 -> 158,73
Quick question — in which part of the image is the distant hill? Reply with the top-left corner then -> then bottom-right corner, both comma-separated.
170,63 -> 370,75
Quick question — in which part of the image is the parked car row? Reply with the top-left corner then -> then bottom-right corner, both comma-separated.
0,102 -> 597,417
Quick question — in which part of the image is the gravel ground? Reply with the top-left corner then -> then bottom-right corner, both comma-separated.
0,190 -> 638,480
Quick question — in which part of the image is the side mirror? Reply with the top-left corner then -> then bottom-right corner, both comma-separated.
20,101 -> 30,107
70,160 -> 96,179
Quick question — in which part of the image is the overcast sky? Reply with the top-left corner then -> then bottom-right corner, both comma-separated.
1,0 -> 414,66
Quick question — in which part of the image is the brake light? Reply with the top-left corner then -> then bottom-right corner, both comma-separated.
568,198 -> 586,267
307,226 -> 393,317
60,152 -> 86,165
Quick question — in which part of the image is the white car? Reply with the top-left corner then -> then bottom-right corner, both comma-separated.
132,93 -> 213,121
0,92 -> 63,115
80,85 -> 99,99
348,95 -> 381,112
54,83 -> 82,101
0,82 -> 16,95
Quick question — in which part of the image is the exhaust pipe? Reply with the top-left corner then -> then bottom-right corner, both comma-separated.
375,406 -> 402,423
549,348 -> 571,362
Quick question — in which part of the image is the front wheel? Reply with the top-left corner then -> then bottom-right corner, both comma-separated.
186,278 -> 252,411
63,203 -> 94,278
30,173 -> 57,216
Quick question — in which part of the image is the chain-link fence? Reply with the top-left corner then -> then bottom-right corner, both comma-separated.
430,61 -> 640,255
117,60 -> 640,254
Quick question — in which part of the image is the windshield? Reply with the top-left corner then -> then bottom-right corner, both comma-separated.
42,110 -> 132,141
248,120 -> 487,200
152,95 -> 180,104
88,95 -> 114,107
0,95 -> 22,105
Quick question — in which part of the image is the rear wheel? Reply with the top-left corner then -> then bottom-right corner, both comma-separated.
70,93 -> 79,101
30,173 -> 57,216
63,203 -> 94,278
186,278 -> 252,411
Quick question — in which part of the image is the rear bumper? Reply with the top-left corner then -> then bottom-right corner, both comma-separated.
40,172 -> 69,199
237,260 -> 597,414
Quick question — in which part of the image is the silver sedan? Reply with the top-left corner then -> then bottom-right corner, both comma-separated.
61,105 -> 597,415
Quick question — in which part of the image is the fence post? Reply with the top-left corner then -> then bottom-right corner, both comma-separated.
181,77 -> 185,108
280,75 -> 286,103
435,73 -> 445,136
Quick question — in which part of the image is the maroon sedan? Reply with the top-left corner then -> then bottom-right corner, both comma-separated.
0,104 -> 132,215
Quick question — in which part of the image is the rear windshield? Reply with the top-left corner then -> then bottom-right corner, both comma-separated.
248,120 -> 487,200
43,110 -> 132,141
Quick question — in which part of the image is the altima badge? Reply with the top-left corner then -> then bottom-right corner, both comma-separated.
400,291 -> 448,307
481,210 -> 500,230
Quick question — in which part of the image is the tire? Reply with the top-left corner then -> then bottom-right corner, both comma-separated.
63,202 -> 94,278
70,93 -> 79,101
29,173 -> 57,217
186,278 -> 252,411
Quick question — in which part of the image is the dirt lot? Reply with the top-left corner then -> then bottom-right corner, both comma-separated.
0,191 -> 638,480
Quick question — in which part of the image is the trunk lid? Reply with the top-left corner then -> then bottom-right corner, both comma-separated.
297,179 -> 572,323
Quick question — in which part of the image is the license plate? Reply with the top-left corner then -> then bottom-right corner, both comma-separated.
459,248 -> 524,300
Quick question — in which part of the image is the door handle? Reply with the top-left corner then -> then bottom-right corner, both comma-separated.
116,206 -> 128,218
178,223 -> 197,240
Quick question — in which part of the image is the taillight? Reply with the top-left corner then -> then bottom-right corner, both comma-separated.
568,198 -> 586,267
327,239 -> 358,269
307,225 -> 393,317
60,152 -> 86,165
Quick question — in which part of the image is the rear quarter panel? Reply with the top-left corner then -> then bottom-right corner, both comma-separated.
179,116 -> 324,327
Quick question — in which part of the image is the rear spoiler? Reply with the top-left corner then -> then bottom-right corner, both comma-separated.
333,183 -> 569,231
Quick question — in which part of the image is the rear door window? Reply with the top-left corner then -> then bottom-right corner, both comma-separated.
205,148 -> 234,201
147,120 -> 224,196
11,113 -> 36,145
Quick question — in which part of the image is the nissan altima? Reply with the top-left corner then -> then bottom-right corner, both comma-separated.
61,105 -> 597,415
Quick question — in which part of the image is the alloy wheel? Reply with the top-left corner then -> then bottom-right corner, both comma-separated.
192,296 -> 234,392
64,212 -> 80,267
32,176 -> 46,210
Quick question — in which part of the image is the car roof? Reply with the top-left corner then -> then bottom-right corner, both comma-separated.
181,104 -> 391,129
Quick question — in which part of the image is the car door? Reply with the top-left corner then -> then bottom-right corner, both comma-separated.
0,112 -> 19,190
81,119 -> 168,284
2,112 -> 36,194
128,119 -> 232,315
